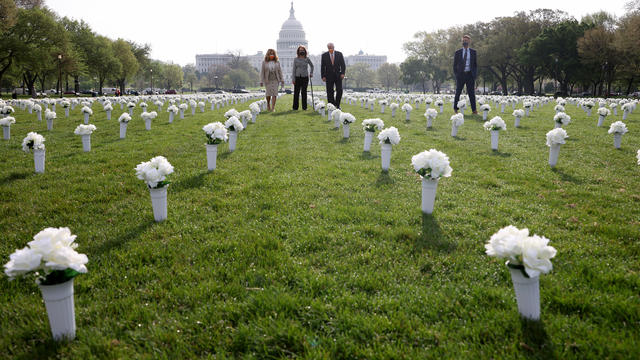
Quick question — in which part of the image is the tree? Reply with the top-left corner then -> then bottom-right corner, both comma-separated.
376,63 -> 400,91
206,64 -> 230,88
346,62 -> 376,89
400,57 -> 430,93
112,39 -> 139,93
615,11 -> 640,94
164,63 -> 183,90
88,36 -> 120,95
0,0 -> 17,35
578,25 -> 619,96
403,29 -> 451,93
183,64 -> 197,92
224,69 -> 250,89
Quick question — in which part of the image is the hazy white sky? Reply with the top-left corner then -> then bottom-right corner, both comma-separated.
47,0 -> 628,66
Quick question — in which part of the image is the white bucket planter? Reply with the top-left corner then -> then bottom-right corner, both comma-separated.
381,143 -> 392,171
426,118 -> 433,129
597,115 -> 604,127
3,126 -> 10,140
554,122 -> 561,128
327,110 -> 332,122
614,133 -> 622,149
46,119 -> 53,131
169,112 -> 175,123
586,109 -> 592,116
128,108 -> 134,116
623,111 -> 629,121
191,108 -> 196,116
199,105 -> 204,113
320,109 -> 325,117
451,125 -> 459,137
482,111 -> 488,121
439,105 -> 443,113
252,113 -> 256,123
145,119 -> 151,131
370,103 -> 374,111
106,110 -> 111,121
343,124 -> 350,138
65,108 -> 70,117
334,117 -> 340,129
490,130 -> 499,150
363,131 -> 373,152
228,131 -> 237,152
515,117 -> 521,128
39,279 -> 76,340
548,144 -> 561,168
206,144 -> 218,171
83,113 -> 89,124
119,122 -> 127,139
37,112 -> 42,121
242,118 -> 248,128
405,111 -> 411,121
500,104 -> 505,113
34,148 -> 45,173
381,104 -> 385,113
525,108 -> 530,117
119,103 -> 124,110
179,110 -> 185,119
421,177 -> 438,214
81,134 -> 91,152
158,105 -> 163,112
509,266 -> 540,320
613,108 -> 617,116
391,109 -> 396,118
149,186 -> 168,222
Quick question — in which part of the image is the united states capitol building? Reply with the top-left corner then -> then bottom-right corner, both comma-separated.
195,3 -> 387,85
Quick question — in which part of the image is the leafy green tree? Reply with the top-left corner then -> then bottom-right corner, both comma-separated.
346,62 -> 376,89
164,63 -> 183,90
376,63 -> 400,91
113,38 -> 139,93
400,57 -> 430,93
183,64 -> 197,92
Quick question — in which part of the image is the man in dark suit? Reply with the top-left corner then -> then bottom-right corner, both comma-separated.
453,35 -> 478,114
321,43 -> 346,108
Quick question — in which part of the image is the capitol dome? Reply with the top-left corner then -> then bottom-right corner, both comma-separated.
277,2 -> 308,82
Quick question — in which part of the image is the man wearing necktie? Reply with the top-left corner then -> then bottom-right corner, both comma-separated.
321,43 -> 346,109
453,35 -> 478,114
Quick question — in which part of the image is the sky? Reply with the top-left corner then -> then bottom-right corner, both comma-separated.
46,0 -> 629,66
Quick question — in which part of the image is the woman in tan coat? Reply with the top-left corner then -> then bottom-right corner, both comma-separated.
260,49 -> 284,112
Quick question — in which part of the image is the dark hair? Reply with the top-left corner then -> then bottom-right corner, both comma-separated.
296,45 -> 308,58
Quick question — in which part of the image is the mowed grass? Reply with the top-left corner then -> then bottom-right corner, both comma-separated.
0,95 -> 639,359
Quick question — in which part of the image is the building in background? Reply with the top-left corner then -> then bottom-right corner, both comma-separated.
195,3 -> 387,87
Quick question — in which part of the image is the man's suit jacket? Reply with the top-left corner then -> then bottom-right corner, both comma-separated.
453,48 -> 477,79
321,51 -> 346,81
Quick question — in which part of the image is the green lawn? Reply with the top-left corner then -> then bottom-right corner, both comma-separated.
1,96 -> 639,359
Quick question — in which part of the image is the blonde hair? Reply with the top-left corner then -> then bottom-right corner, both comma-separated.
264,49 -> 278,62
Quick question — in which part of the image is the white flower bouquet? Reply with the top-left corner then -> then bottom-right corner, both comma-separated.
523,101 -> 532,109
104,103 -> 113,112
139,102 -> 148,109
401,103 -> 413,112
480,104 -> 491,112
167,105 -> 179,113
61,100 -> 71,108
608,121 -> 628,135
390,103 -> 399,117
22,132 -> 45,152
141,111 -> 158,120
74,124 -> 96,135
362,118 -> 384,132
118,113 -> 132,123
81,106 -> 93,115
484,116 -> 506,131
44,109 -> 56,121
485,225 -> 556,278
238,110 -> 252,126
598,107 -> 610,116
554,112 -> 571,126
224,109 -> 239,119
203,122 -> 228,144
178,103 -> 188,111
0,116 -> 16,127
583,100 -> 594,109
554,104 -> 565,112
435,99 -> 444,106
225,116 -> 244,132
512,109 -> 525,118
546,128 -> 568,147
425,108 -> 438,119
127,102 -> 136,109
249,103 -> 261,115
1,105 -> 15,115
135,156 -> 174,189
340,112 -> 356,125
411,149 -> 452,180
378,127 -> 401,145
4,227 -> 88,285
457,99 -> 467,111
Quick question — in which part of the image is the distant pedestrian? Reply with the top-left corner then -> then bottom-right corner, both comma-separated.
260,48 -> 284,112
292,45 -> 314,110
453,35 -> 478,114
321,43 -> 346,109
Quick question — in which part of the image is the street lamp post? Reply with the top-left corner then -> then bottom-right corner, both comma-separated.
150,68 -> 153,94
57,54 -> 63,98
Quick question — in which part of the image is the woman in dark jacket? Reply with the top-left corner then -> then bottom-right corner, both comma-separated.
291,45 -> 314,110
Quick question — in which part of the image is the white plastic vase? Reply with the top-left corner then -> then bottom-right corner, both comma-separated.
614,133 -> 622,149
65,108 -> 69,117
158,105 -> 163,112
426,118 -> 433,129
228,130 -> 237,152
128,108 -> 134,116
381,143 -> 392,171
52,104 -> 56,112
451,125 -> 459,137
37,112 -> 42,121
515,117 -> 521,128
381,104 -> 385,113
320,109 -> 325,117
525,108 -> 530,117
334,116 -> 340,129
191,108 -> 196,116
363,131 -> 373,152
405,111 -> 411,121
509,267 -> 540,320
145,119 -> 151,131
81,134 -> 91,152
39,279 -> 76,340
482,111 -> 488,121
439,105 -> 443,113
613,108 -> 617,116
342,123 -> 350,138
586,109 -> 592,116
421,177 -> 439,214
169,112 -> 175,123
119,103 -> 124,110
106,110 -> 111,121
179,109 -> 185,119
242,118 -> 248,128
327,110 -> 332,122
46,119 -> 53,131
548,144 -> 560,167
149,186 -> 168,222
623,111 -> 628,121
34,148 -> 45,173
252,113 -> 256,123
370,103 -> 374,111
500,104 -> 505,113
490,130 -> 499,150
199,105 -> 205,113
597,115 -> 604,127
391,109 -> 396,118
83,113 -> 89,124
206,144 -> 218,171
119,122 -> 127,139
3,126 -> 10,140
554,122 -> 561,128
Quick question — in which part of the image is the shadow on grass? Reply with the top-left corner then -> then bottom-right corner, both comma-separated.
219,151 -> 234,159
519,318 -> 556,359
271,110 -> 296,117
491,150 -> 512,157
360,151 -> 377,160
90,219 -> 155,255
375,171 -> 394,186
415,213 -> 455,253
173,171 -> 207,192
329,127 -> 339,131
452,136 -> 466,141
23,338 -> 69,360
551,168 -> 581,184
0,171 -> 31,185
337,138 -> 349,144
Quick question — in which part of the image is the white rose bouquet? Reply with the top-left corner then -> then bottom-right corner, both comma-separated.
61,100 -> 71,108
378,127 -> 401,145
135,155 -> 174,189
480,104 -> 491,112
80,106 -> 93,115
167,105 -> 179,113
340,112 -> 356,125
0,116 -> 16,127
362,118 -> 384,132
483,116 -> 506,131
141,111 -> 158,120
411,149 -> 452,180
512,109 -> 525,118
249,103 -> 261,115
74,124 -> 96,135
554,112 -> 571,125
224,109 -> 239,119
390,103 -> 399,110
435,99 -> 444,106
598,107 -> 610,117
401,103 -> 413,112
178,103 -> 188,111
203,122 -> 228,144
1,105 -> 15,115
4,227 -> 88,285
22,132 -> 45,152
554,104 -> 565,112
450,113 -> 464,127
608,121 -> 628,135
225,116 -> 244,132
118,113 -> 132,123
546,128 -> 568,146
425,108 -> 438,119
45,109 -> 56,121
139,102 -> 148,109
127,102 -> 136,109
104,103 -> 113,112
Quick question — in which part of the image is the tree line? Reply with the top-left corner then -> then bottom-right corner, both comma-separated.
401,3 -> 640,96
